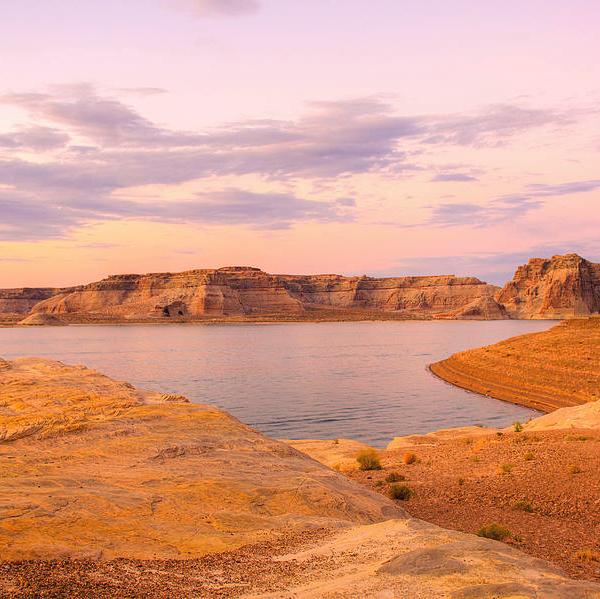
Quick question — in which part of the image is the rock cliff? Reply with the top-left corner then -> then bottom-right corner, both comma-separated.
0,287 -> 73,317
3,253 -> 599,323
497,253 -> 600,319
25,268 -> 502,321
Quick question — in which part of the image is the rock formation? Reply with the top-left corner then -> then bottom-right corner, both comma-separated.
2,253 -> 599,323
497,253 -> 600,319
1,358 -> 598,597
0,287 -> 72,317
19,268 -> 502,321
0,357 -> 401,561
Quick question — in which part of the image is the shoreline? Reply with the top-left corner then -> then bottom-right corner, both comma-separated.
429,317 -> 600,413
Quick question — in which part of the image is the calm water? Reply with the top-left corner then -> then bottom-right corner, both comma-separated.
0,320 -> 554,446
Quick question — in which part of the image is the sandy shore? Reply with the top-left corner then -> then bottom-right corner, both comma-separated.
430,317 -> 600,412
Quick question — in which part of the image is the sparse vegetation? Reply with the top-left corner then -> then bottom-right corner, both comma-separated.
356,449 -> 382,471
574,549 -> 600,563
524,451 -> 535,461
513,421 -> 523,432
477,523 -> 512,541
389,483 -> 413,501
513,499 -> 533,513
568,464 -> 582,475
498,463 -> 513,475
458,477 -> 465,486
385,472 -> 405,483
402,452 -> 417,465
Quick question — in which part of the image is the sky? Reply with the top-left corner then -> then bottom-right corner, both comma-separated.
1,0 -> 599,287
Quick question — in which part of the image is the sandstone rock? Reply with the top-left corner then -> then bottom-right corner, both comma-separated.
497,253 -> 600,319
20,268 -> 501,321
0,287 -> 73,315
18,313 -> 65,326
0,358 -> 403,560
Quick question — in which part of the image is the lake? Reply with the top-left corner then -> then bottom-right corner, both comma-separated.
0,320 -> 554,446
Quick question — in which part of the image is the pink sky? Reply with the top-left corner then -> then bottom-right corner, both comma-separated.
1,0 -> 599,287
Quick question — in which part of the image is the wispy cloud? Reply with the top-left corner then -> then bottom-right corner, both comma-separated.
169,0 -> 260,18
431,173 -> 478,182
0,126 -> 69,151
0,85 -> 589,241
0,187 -> 354,241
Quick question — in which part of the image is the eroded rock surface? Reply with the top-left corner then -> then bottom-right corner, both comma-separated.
1,359 -> 598,597
497,253 -> 600,319
0,267 -> 501,322
0,358 -> 402,560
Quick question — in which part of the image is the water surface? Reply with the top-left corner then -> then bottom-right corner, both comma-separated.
0,320 -> 554,445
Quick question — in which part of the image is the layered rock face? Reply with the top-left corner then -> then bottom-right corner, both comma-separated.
0,287 -> 72,316
281,273 -> 501,316
31,267 -> 304,320
4,253 -> 599,323
497,254 -> 600,319
26,268 -> 501,321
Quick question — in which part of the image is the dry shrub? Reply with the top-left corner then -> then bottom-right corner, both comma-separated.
389,483 -> 413,501
498,463 -> 513,475
402,452 -> 417,465
513,499 -> 533,513
357,449 -> 382,471
477,523 -> 511,541
385,472 -> 405,483
574,549 -> 600,563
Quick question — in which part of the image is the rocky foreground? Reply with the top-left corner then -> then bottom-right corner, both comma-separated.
430,317 -> 600,412
2,253 -> 599,324
1,358 -> 599,597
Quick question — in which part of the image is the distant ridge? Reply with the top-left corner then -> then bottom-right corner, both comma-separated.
1,254 -> 598,324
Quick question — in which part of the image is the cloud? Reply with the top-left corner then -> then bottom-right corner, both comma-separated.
0,126 -> 69,151
428,196 -> 543,227
0,85 -> 589,241
525,179 -> 600,196
431,173 -> 478,182
424,104 -> 569,146
427,176 -> 600,228
170,0 -> 260,17
0,187 -> 354,241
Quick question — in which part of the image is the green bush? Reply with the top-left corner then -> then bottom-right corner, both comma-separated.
477,523 -> 511,541
389,484 -> 413,501
356,449 -> 382,471
513,421 -> 523,432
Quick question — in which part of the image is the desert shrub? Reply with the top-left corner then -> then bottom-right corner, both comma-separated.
513,421 -> 523,432
458,477 -> 465,486
574,549 -> 600,563
385,472 -> 405,483
357,449 -> 382,471
402,452 -> 417,465
477,523 -> 511,541
498,463 -> 513,475
389,484 -> 413,501
524,451 -> 534,461
569,464 -> 582,475
513,499 -> 533,513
